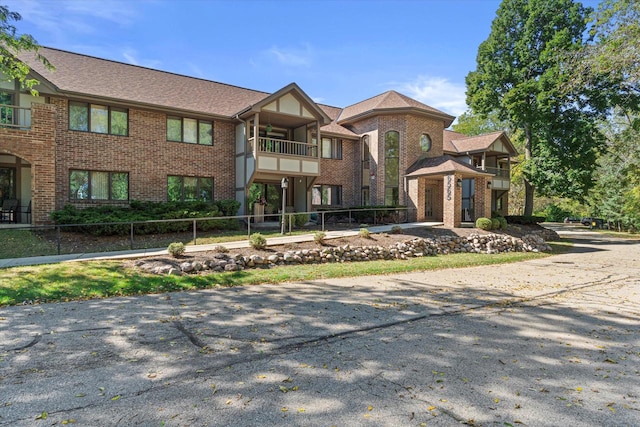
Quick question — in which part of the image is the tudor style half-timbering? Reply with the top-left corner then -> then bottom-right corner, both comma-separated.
0,47 -> 515,228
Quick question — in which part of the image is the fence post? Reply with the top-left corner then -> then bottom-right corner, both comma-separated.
349,210 -> 352,225
288,213 -> 292,234
373,209 -> 377,225
247,215 -> 251,237
321,211 -> 325,231
56,226 -> 61,255
130,223 -> 134,250
193,219 -> 197,246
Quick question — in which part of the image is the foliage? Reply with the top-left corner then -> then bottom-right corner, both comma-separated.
167,242 -> 185,258
536,204 -> 573,222
249,232 -> 267,250
475,217 -> 493,230
390,225 -> 403,234
504,215 -> 546,225
313,231 -> 326,245
215,199 -> 241,216
452,109 -> 510,136
566,0 -> 640,115
213,245 -> 229,253
49,201 -> 240,236
466,0 -> 602,214
497,217 -> 508,230
0,6 -> 54,95
359,228 -> 371,238
491,218 -> 501,230
587,111 -> 640,231
293,213 -> 309,228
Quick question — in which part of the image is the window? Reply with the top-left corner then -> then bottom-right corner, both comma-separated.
0,92 -> 15,126
361,135 -> 370,205
69,102 -> 128,136
69,170 -> 129,201
167,116 -> 213,145
312,185 -> 342,206
385,131 -> 400,205
420,133 -> 432,152
321,137 -> 342,159
167,176 -> 213,202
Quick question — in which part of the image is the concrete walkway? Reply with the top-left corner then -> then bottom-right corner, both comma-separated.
0,224 -> 638,426
0,221 -> 443,268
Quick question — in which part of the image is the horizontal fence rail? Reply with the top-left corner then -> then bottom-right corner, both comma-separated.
0,207 -> 416,259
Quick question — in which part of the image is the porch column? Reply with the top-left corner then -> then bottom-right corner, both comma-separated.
474,177 -> 492,220
442,173 -> 462,228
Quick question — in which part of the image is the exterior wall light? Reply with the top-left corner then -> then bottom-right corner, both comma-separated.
487,181 -> 492,189
456,178 -> 463,188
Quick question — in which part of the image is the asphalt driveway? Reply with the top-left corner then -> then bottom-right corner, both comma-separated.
1,225 -> 638,426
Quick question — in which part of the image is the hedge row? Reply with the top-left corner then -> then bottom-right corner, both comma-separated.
50,200 -> 241,236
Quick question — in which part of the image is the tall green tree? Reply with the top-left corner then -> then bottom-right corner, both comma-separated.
466,0 -> 602,215
452,109 -> 510,136
0,5 -> 52,95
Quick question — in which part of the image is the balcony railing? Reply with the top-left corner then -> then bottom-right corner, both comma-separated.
0,104 -> 31,130
250,137 -> 318,158
484,166 -> 510,178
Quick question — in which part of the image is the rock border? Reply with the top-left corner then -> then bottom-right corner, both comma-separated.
134,232 -> 553,276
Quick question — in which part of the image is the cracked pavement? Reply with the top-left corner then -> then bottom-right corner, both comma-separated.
1,225 -> 639,426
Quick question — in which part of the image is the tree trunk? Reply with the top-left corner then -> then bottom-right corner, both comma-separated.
523,124 -> 534,216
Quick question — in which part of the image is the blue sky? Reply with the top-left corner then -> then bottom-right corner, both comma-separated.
6,0 -> 600,117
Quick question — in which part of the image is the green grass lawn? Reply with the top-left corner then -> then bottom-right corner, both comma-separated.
0,241 -> 571,307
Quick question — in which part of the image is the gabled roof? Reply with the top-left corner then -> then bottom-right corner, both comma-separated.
21,47 -> 270,118
443,130 -> 517,155
338,90 -> 455,126
406,155 -> 494,178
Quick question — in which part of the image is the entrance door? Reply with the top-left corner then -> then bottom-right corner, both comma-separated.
424,186 -> 435,220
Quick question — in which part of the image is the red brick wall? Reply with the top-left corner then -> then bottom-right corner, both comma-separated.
316,137 -> 358,206
51,97 -> 235,212
0,103 -> 56,224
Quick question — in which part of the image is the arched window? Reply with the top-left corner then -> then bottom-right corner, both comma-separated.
385,131 -> 399,206
361,135 -> 370,205
420,133 -> 432,152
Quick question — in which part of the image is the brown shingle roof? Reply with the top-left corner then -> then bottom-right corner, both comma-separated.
443,130 -> 518,155
338,90 -> 455,125
406,155 -> 494,178
22,47 -> 270,117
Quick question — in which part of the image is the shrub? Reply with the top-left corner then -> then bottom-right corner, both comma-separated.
476,217 -> 493,230
249,232 -> 267,250
491,218 -> 501,230
498,217 -> 508,230
504,215 -> 546,225
390,225 -> 403,234
214,199 -> 241,217
293,213 -> 310,228
167,242 -> 185,258
359,227 -> 371,238
213,245 -> 229,253
313,231 -> 326,245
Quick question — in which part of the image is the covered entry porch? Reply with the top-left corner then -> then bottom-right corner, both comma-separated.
406,156 -> 494,228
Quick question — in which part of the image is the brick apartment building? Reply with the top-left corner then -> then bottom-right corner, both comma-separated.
0,47 -> 516,227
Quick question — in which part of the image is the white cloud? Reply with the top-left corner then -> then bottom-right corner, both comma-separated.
263,44 -> 313,68
394,75 -> 469,118
121,48 -> 162,69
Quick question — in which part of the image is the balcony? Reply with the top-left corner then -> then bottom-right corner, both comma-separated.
483,166 -> 510,190
249,136 -> 320,176
0,104 -> 32,130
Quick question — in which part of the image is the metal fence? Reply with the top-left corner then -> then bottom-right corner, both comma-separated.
0,206 -> 416,258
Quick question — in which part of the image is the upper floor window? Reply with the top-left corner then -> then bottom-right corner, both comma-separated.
321,137 -> 342,159
167,175 -> 213,202
385,130 -> 400,206
420,133 -> 432,152
69,102 -> 128,136
167,116 -> 213,145
69,169 -> 129,201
